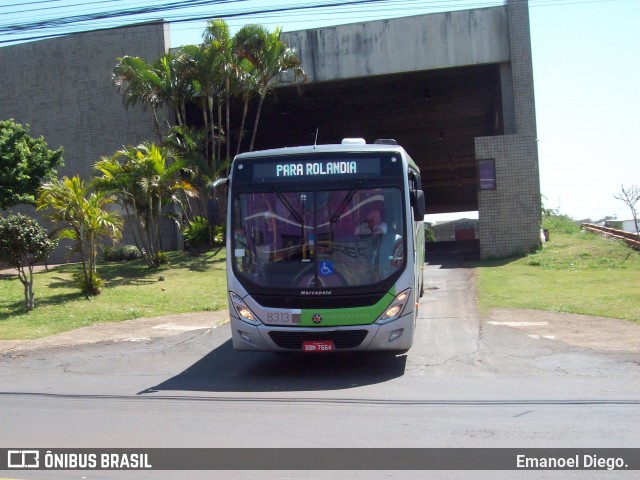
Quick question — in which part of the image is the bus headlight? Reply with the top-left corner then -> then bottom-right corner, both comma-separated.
230,292 -> 261,325
376,289 -> 411,325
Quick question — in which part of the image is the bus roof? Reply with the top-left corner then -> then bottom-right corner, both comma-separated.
235,142 -> 420,173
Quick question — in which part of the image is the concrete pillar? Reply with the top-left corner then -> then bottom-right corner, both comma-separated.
476,0 -> 542,258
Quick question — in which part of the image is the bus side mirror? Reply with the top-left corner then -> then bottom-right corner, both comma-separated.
207,177 -> 228,227
412,190 -> 425,219
207,198 -> 221,226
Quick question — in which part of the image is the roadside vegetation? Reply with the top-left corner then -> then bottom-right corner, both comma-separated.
476,214 -> 640,324
2,213 -> 639,340
0,250 -> 227,340
1,18 -> 305,316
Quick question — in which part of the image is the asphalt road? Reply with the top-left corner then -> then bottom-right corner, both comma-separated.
1,262 -> 639,479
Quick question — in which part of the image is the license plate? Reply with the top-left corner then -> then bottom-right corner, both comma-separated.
302,340 -> 335,352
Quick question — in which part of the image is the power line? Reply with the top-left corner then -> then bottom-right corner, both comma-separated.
0,0 -> 246,32
0,0 -> 625,46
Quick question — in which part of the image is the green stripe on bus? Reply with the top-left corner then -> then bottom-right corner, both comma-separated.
299,289 -> 396,327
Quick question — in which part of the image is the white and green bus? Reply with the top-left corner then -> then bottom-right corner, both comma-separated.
214,138 -> 425,352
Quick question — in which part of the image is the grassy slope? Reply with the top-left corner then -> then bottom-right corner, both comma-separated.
476,223 -> 640,324
0,250 -> 227,340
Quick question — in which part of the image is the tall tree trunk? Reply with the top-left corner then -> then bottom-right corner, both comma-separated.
208,95 -> 216,172
78,225 -> 91,293
18,266 -> 34,311
217,103 -> 223,168
225,75 -> 231,162
156,194 -> 163,254
27,266 -> 35,311
127,202 -> 149,267
236,98 -> 249,156
202,102 -> 210,169
145,209 -> 158,268
149,196 -> 161,268
179,101 -> 187,128
88,232 -> 97,293
151,106 -> 163,142
249,92 -> 266,152
131,200 -> 155,268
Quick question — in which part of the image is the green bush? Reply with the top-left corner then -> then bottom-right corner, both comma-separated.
73,271 -> 104,295
0,213 -> 57,310
425,227 -> 436,243
103,245 -> 142,262
156,251 -> 169,265
184,216 -> 210,249
211,224 -> 225,246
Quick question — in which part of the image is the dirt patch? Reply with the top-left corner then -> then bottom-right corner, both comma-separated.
487,308 -> 640,352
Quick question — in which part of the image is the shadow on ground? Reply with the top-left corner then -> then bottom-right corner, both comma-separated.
139,340 -> 407,394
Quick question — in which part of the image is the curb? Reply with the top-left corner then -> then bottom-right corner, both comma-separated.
0,310 -> 230,354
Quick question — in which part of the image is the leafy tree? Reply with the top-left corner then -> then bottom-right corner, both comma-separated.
113,53 -> 195,141
163,124 -> 229,219
614,184 -> 639,234
176,44 -> 221,168
203,19 -> 235,162
425,227 -> 436,243
234,24 -> 307,151
0,214 -> 57,310
233,56 -> 260,156
37,176 -> 123,295
94,143 -> 196,268
0,119 -> 64,209
112,20 -> 306,172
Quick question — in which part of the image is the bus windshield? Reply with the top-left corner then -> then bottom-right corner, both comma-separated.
231,186 -> 405,291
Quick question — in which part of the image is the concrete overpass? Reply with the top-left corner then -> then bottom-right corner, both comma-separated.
252,0 -> 541,258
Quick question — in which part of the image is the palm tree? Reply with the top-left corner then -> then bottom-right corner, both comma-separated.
203,19 -> 236,163
163,124 -> 230,219
177,44 -> 219,167
234,25 -> 307,151
94,142 -> 196,268
152,52 -> 197,128
113,53 -> 197,139
113,56 -> 164,140
232,56 -> 260,156
37,176 -> 123,295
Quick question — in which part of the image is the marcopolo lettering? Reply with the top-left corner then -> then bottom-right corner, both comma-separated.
275,161 -> 357,177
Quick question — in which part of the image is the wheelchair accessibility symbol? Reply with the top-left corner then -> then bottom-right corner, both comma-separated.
319,261 -> 334,276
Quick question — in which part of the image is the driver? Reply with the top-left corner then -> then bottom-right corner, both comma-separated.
356,209 -> 387,237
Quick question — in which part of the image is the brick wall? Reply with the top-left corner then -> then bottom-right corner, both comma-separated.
476,135 -> 541,258
0,22 -> 175,262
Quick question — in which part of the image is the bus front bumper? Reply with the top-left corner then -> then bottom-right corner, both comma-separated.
229,313 -> 415,352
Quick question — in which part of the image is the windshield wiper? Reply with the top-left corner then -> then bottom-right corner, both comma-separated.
272,185 -> 304,224
330,181 -> 361,224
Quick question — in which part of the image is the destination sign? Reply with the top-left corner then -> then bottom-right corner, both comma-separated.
251,157 -> 381,182
277,161 -> 357,177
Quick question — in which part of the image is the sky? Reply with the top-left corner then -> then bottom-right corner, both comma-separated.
1,0 -> 638,222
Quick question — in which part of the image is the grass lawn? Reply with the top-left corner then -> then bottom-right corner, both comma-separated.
0,250 -> 228,340
476,230 -> 640,324
2,219 -> 639,340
